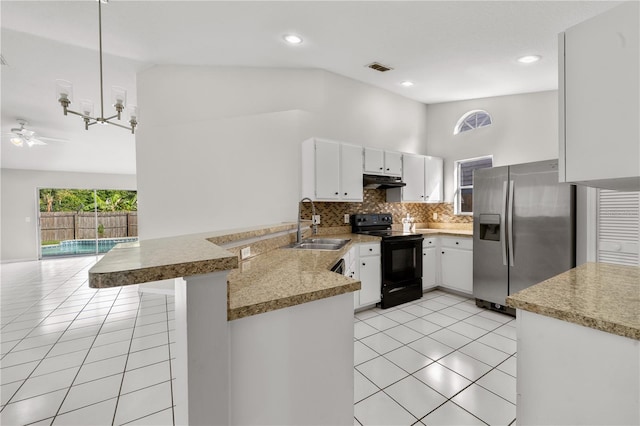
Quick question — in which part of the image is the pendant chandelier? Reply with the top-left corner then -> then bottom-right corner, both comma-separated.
56,0 -> 137,134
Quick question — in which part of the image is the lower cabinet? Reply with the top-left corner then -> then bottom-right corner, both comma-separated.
351,237 -> 473,312
354,242 -> 381,309
439,237 -> 473,294
422,238 -> 437,290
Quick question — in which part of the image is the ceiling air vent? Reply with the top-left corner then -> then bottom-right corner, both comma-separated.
366,62 -> 393,72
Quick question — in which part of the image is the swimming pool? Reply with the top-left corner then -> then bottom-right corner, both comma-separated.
41,237 -> 138,257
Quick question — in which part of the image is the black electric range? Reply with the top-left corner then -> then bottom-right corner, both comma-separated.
351,213 -> 424,308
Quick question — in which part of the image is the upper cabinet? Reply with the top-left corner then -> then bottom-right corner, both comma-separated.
424,156 -> 444,202
559,1 -> 640,191
301,138 -> 363,202
364,148 -> 402,177
388,154 -> 443,203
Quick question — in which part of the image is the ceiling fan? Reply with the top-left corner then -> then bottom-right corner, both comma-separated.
5,119 -> 68,147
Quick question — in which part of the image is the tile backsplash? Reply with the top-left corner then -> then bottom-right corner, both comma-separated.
300,189 -> 473,228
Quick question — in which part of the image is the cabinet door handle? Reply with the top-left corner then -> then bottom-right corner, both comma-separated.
362,262 -> 366,266
442,251 -> 445,254
344,192 -> 347,196
379,167 -> 383,170
386,168 -> 390,171
335,192 -> 339,195
369,248 -> 373,252
456,241 -> 459,245
423,253 -> 426,256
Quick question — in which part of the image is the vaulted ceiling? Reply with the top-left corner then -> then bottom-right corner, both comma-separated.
1,1 -> 619,174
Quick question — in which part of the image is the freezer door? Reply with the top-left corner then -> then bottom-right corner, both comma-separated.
473,166 -> 509,305
508,160 -> 575,295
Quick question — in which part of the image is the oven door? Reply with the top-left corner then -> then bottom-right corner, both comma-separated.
382,237 -> 423,284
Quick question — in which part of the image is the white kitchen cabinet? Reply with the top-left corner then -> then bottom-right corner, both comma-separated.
559,2 -> 639,191
340,143 -> 365,201
424,156 -> 444,202
301,138 -> 363,201
363,148 -> 402,177
439,237 -> 473,294
388,154 -> 443,203
355,242 -> 381,309
422,238 -> 437,290
400,154 -> 426,202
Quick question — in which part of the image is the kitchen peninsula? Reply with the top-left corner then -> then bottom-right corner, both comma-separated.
506,262 -> 640,425
89,223 -> 377,426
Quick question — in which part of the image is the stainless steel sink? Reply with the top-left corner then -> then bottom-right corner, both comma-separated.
283,238 -> 351,251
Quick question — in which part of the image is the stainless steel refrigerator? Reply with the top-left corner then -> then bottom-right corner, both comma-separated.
473,160 -> 575,313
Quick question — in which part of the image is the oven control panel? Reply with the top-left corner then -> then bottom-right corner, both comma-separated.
351,213 -> 393,227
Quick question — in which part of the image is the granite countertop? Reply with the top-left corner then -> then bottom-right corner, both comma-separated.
417,228 -> 473,238
88,223 -> 301,288
89,224 -> 379,321
228,233 -> 379,320
506,262 -> 640,340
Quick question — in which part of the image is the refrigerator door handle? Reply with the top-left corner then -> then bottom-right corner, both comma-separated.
508,180 -> 515,267
501,181 -> 508,266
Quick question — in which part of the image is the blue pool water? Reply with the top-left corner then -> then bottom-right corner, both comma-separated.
42,237 -> 138,257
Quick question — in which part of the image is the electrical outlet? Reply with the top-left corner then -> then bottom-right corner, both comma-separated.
344,214 -> 350,224
241,247 -> 251,259
312,215 -> 321,225
433,212 -> 438,220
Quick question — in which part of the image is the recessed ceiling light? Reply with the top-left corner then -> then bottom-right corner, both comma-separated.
400,81 -> 414,87
517,55 -> 541,64
283,34 -> 303,45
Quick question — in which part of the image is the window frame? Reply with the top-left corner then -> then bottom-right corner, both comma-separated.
453,110 -> 493,135
453,155 -> 494,216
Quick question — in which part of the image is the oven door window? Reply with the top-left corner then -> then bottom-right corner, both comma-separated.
383,240 -> 423,283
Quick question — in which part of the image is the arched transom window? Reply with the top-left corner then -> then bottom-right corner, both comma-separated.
454,110 -> 492,135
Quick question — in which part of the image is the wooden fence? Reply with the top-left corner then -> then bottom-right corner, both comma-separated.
40,212 -> 138,242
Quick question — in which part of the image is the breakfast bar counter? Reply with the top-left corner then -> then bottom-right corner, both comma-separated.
87,223 -> 377,426
88,224 -> 380,320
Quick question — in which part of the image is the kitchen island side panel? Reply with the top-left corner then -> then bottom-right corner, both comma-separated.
229,292 -> 354,425
516,310 -> 640,425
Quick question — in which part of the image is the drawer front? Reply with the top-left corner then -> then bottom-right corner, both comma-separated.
359,242 -> 381,257
423,238 -> 437,248
440,237 -> 472,250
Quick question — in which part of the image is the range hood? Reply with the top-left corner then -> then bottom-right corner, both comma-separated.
363,174 -> 406,189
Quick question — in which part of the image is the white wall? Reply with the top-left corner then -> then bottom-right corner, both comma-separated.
1,169 -> 136,262
136,66 -> 429,239
426,90 -> 558,201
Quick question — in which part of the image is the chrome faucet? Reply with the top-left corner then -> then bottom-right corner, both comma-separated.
297,197 -> 317,243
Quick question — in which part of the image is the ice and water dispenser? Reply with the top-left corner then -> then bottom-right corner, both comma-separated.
479,214 -> 500,241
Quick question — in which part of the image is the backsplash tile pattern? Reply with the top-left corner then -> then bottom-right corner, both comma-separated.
426,203 -> 474,225
300,189 -> 473,228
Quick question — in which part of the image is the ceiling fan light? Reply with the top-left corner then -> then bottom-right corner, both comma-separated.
10,136 -> 23,147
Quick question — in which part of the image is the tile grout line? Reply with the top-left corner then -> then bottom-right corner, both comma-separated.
355,295 -> 516,425
0,272 -> 107,411
164,295 -> 177,426
0,258 -> 97,331
110,291 -> 145,426
45,285 -> 130,425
